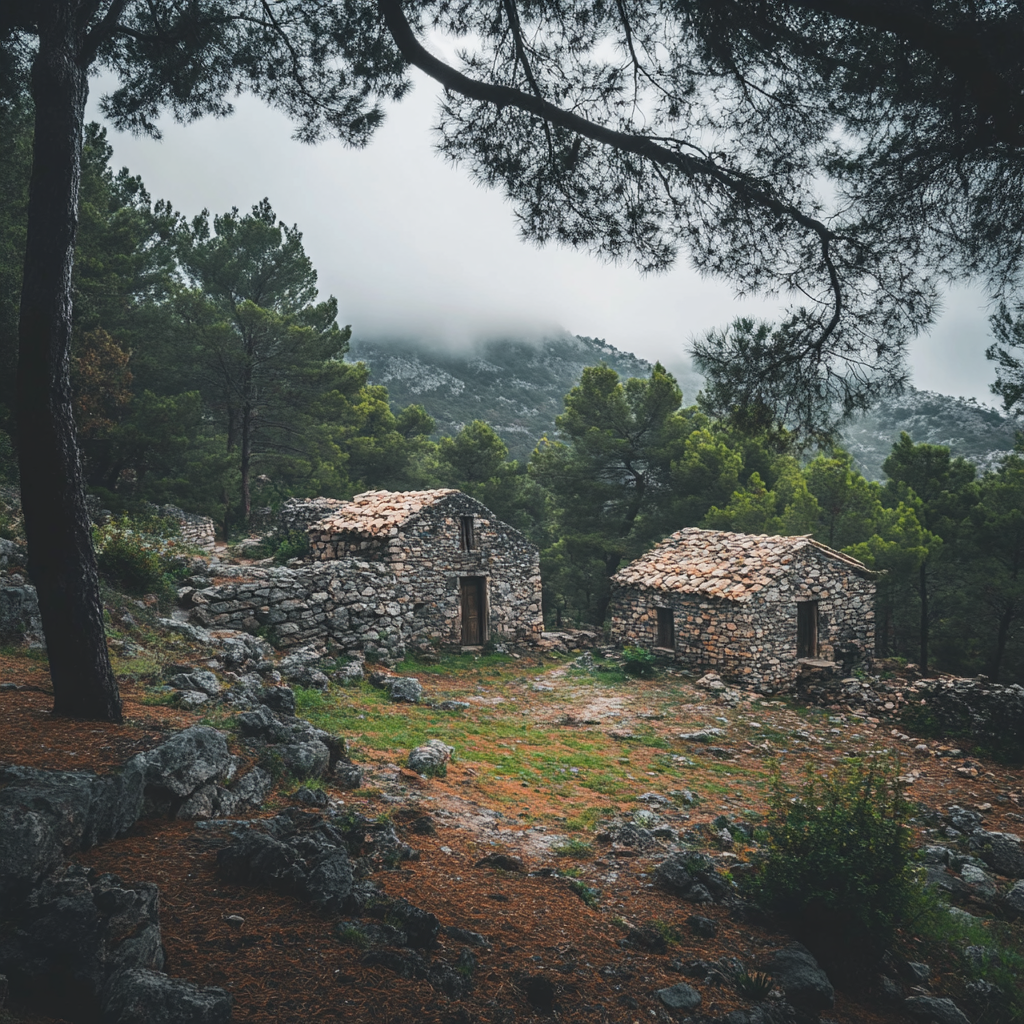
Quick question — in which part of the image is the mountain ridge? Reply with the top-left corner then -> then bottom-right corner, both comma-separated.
348,333 -> 1023,477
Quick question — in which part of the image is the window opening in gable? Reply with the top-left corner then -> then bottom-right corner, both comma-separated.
656,607 -> 675,649
797,601 -> 819,658
459,515 -> 476,551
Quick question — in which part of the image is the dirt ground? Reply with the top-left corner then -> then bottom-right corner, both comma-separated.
1,646 -> 1022,1024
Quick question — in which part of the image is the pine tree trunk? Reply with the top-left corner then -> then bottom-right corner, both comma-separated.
17,3 -> 122,722
918,561 -> 929,674
240,404 -> 252,522
991,604 -> 1015,685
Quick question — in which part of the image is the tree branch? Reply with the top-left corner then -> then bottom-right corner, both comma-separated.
785,0 -> 1024,145
378,0 -> 844,342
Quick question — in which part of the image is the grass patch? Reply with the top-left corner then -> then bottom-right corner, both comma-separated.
563,806 -> 604,832
110,654 -> 162,680
551,838 -> 594,858
581,772 -> 630,797
566,878 -> 600,908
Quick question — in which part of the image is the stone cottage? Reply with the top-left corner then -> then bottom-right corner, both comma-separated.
609,528 -> 875,690
308,489 -> 543,646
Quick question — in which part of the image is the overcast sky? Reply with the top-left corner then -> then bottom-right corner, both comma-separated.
91,70 -> 1002,406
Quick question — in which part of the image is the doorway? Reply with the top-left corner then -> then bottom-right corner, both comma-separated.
460,577 -> 487,645
797,601 -> 819,658
656,607 -> 675,649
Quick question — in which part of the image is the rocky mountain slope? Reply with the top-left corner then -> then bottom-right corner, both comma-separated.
842,389 -> 1023,480
350,334 -> 1023,477
348,332 -> 656,462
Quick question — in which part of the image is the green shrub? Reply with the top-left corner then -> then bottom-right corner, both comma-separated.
751,755 -> 915,982
566,878 -> 600,907
92,515 -> 194,601
273,529 -> 309,564
622,645 -> 655,677
95,527 -> 166,596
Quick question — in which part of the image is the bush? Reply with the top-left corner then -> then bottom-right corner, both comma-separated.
273,529 -> 309,564
751,755 -> 915,982
92,515 -> 190,600
622,645 -> 655,677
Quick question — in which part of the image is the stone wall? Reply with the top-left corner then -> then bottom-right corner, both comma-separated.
277,496 -> 348,536
148,503 -> 216,550
308,491 -> 543,645
610,546 -> 874,692
185,560 -> 410,660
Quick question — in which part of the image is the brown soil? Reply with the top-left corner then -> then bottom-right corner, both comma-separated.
1,650 -> 1021,1024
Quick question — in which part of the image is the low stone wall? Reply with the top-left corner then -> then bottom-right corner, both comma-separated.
147,503 -> 216,550
184,560 -> 410,660
277,497 -> 347,536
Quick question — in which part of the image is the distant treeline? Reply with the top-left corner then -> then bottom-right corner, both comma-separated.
1,97 -> 1022,684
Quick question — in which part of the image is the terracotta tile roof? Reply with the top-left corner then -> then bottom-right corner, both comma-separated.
308,489 -> 459,537
612,527 -> 873,602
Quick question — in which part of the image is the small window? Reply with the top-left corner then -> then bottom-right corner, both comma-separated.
797,601 -> 819,658
656,607 -> 675,649
459,515 -> 476,551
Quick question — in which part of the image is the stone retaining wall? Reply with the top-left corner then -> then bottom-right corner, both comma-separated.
185,561 -> 409,660
148,503 -> 216,550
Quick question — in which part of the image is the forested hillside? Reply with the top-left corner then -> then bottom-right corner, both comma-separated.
348,333 -> 653,462
845,391 -> 1024,480
352,337 -> 1023,479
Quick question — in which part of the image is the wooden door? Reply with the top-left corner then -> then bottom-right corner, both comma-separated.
461,577 -> 486,645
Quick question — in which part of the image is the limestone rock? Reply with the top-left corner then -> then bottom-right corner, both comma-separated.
652,851 -> 730,903
408,739 -> 453,774
904,996 -> 971,1024
387,677 -> 423,704
258,685 -> 296,715
0,866 -> 163,999
0,583 -> 41,641
102,968 -> 232,1024
129,726 -> 235,801
656,983 -> 702,1010
0,764 -> 145,901
969,830 -> 1024,878
216,814 -> 353,913
1004,879 -> 1024,914
762,944 -> 834,1016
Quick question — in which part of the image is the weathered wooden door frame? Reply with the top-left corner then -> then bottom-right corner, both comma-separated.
797,600 -> 819,658
460,576 -> 488,645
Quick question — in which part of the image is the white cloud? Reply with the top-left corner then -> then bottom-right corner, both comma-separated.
90,71 -> 1001,403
